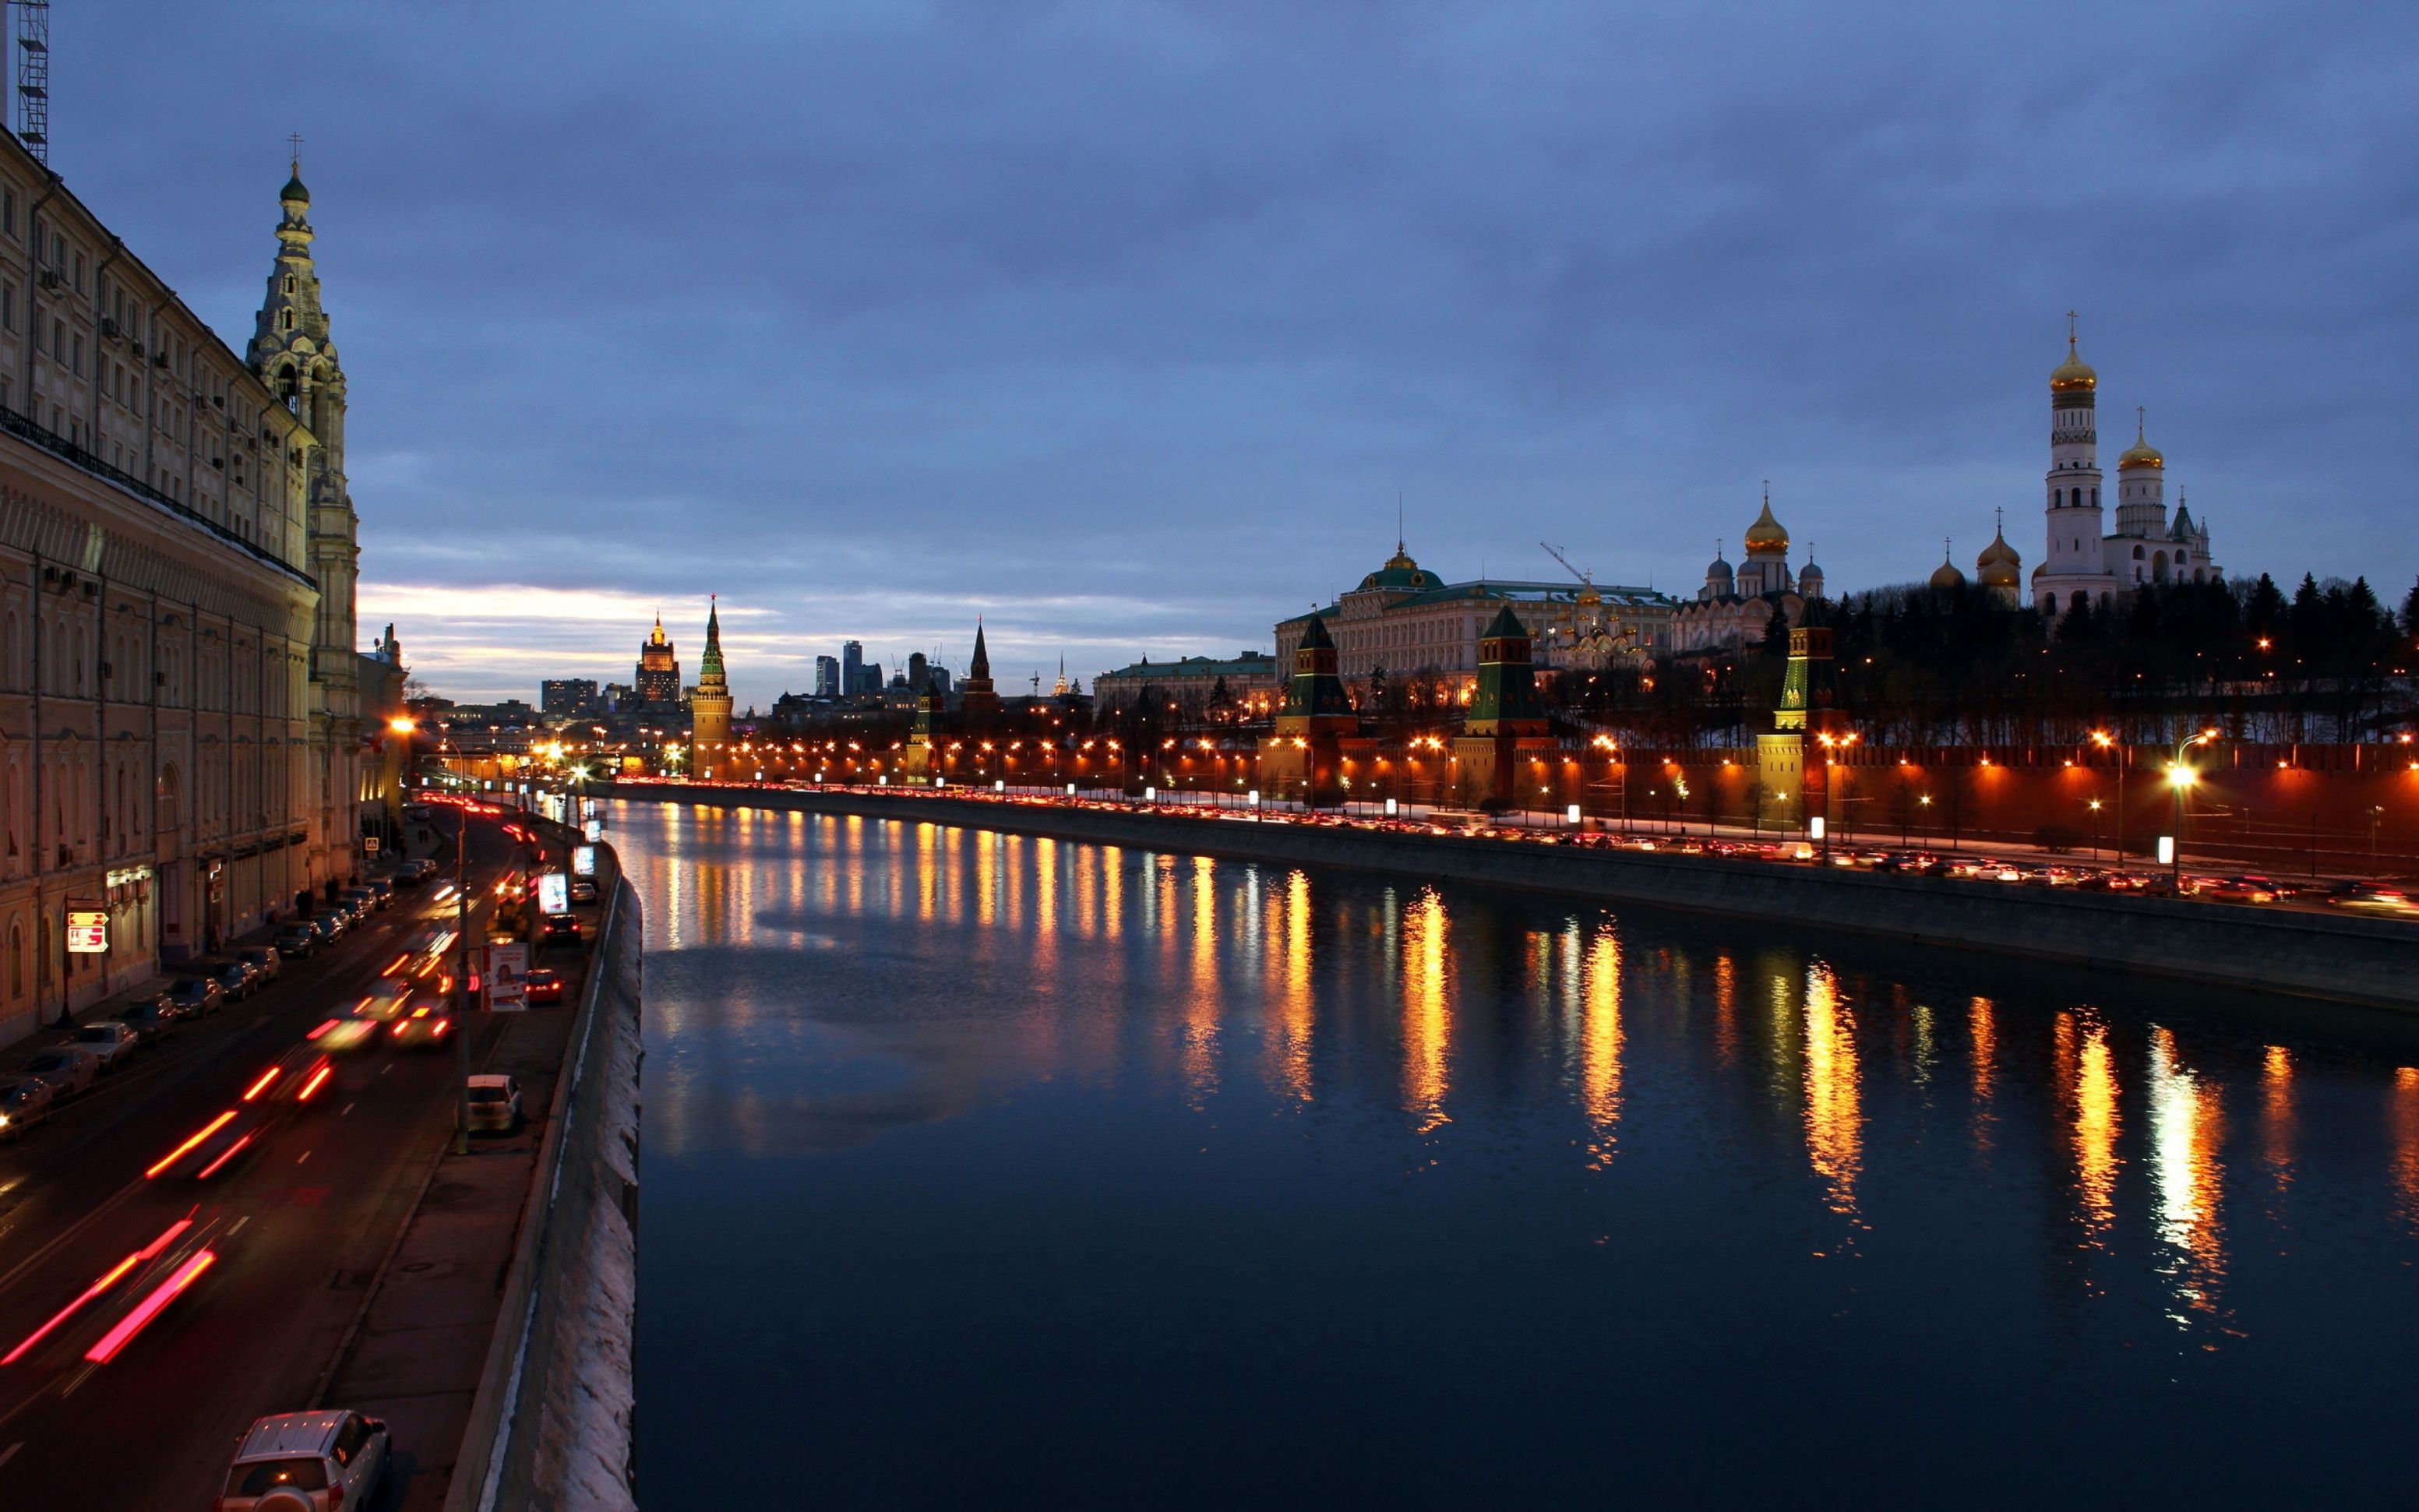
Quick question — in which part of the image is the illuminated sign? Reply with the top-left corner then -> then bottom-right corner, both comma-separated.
537,872 -> 569,916
65,908 -> 108,954
486,943 -> 529,1011
572,845 -> 598,879
584,818 -> 603,843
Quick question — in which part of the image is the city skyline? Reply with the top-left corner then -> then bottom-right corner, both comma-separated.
63,2 -> 2419,708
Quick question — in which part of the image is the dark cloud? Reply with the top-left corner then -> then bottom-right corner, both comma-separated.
65,1 -> 2419,703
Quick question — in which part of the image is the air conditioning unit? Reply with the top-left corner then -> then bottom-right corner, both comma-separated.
211,395 -> 224,409
37,269 -> 59,289
153,353 -> 168,368
100,316 -> 120,338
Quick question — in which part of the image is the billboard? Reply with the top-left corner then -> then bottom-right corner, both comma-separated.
584,817 -> 603,843
572,844 -> 598,878
486,943 -> 530,1011
65,907 -> 108,953
537,871 -> 569,916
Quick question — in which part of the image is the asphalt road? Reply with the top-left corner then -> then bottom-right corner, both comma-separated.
0,815 -> 523,1509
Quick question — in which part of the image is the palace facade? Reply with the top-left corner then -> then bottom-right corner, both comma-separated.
0,139 -> 368,1043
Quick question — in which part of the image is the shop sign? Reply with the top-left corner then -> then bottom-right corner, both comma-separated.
66,906 -> 108,954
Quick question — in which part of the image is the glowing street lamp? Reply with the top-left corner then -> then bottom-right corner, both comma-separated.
2163,728 -> 2218,890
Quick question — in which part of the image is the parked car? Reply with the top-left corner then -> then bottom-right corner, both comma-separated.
219,1409 -> 390,1512
238,945 -> 284,983
71,1020 -> 142,1071
306,912 -> 348,945
213,958 -> 263,1001
20,1045 -> 100,1097
118,996 -> 184,1043
273,923 -> 321,959
465,1073 -> 521,1133
0,1075 -> 55,1137
340,888 -> 379,918
363,879 -> 395,908
166,977 -> 226,1018
395,858 -> 437,884
523,967 -> 565,1005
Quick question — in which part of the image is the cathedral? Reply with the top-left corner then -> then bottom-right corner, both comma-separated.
1667,488 -> 1822,653
2029,323 -> 2219,616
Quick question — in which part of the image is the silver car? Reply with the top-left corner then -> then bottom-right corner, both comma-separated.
70,1020 -> 141,1071
238,945 -> 284,983
219,1408 -> 390,1511
19,1045 -> 99,1097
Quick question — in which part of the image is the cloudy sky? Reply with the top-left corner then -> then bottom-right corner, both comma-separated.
65,2 -> 2419,707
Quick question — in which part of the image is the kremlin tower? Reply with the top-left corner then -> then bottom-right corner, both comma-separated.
690,598 -> 734,777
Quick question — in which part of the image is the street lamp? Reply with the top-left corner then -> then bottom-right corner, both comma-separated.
2164,728 -> 2218,892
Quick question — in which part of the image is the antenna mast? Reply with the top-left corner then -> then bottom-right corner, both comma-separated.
14,0 -> 49,165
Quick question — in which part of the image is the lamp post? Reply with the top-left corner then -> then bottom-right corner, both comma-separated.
2164,728 -> 2217,893
2088,798 -> 2103,862
454,802 -> 473,1155
2090,730 -> 2121,863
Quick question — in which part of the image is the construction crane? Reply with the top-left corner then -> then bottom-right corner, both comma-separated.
1540,541 -> 1592,589
13,0 -> 48,164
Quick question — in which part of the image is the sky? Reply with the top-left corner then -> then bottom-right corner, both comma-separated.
60,1 -> 2419,707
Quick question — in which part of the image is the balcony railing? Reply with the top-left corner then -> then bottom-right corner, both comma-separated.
0,402 -> 316,588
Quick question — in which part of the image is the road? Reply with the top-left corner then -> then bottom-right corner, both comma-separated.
0,812 -> 524,1509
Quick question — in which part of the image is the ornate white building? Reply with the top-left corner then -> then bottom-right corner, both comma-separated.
2030,325 -> 2219,617
0,143 -> 365,1045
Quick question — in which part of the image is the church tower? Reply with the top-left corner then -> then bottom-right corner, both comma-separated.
2113,410 -> 2167,541
2031,319 -> 2109,615
958,619 -> 1001,721
690,598 -> 734,777
249,153 -> 363,888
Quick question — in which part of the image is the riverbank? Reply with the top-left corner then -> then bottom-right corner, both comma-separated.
603,781 -> 2419,1013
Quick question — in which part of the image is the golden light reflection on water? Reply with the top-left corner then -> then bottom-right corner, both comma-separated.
2392,1067 -> 2419,1234
1969,996 -> 1998,1155
2149,1027 -> 2227,1324
1581,923 -> 1623,1168
1712,953 -> 1737,1068
1264,870 -> 1314,1102
1801,963 -> 1860,1221
1402,888 -> 1451,1133
2261,1045 -> 2294,1206
1182,855 -> 1221,1105
2072,1014 -> 2120,1244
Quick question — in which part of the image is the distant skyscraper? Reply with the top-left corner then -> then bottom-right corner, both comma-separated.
814,655 -> 840,697
634,615 -> 682,710
841,640 -> 865,696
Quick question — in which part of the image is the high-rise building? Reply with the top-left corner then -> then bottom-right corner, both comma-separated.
841,640 -> 865,696
633,615 -> 682,710
541,678 -> 599,716
813,655 -> 839,697
690,600 -> 733,777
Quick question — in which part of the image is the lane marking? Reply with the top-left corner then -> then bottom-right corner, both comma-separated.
340,1103 -> 355,1116
296,1151 -> 312,1165
227,1217 -> 250,1237
379,1065 -> 393,1077
0,1441 -> 19,1468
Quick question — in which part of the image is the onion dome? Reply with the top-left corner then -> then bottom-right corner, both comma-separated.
1705,548 -> 1733,577
280,165 -> 310,206
2118,423 -> 2163,471
1976,527 -> 2022,589
2050,331 -> 2096,394
1929,540 -> 1966,591
1742,493 -> 1788,552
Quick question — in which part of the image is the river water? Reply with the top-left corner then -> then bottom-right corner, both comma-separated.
619,798 -> 2419,1507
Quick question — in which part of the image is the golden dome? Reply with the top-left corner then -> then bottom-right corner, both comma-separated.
1742,495 -> 1787,552
1930,559 -> 1967,591
1976,530 -> 2021,587
2118,437 -> 2163,471
2051,332 -> 2096,393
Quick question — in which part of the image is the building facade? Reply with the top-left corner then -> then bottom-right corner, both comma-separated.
2030,326 -> 2220,617
0,143 -> 365,1043
540,677 -> 599,716
1092,653 -> 1278,714
1668,491 -> 1823,654
1274,541 -> 1679,700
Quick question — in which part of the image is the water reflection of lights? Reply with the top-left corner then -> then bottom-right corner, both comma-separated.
1582,923 -> 1623,1168
2392,1067 -> 2419,1234
2261,1045 -> 2294,1206
1182,855 -> 1221,1105
2149,1027 -> 2227,1324
2070,1013 -> 2120,1244
1969,996 -> 1998,1154
1402,888 -> 1451,1133
1266,870 -> 1314,1102
1801,963 -> 1860,1221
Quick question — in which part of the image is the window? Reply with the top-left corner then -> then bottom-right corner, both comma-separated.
2,186 -> 12,235
280,308 -> 293,332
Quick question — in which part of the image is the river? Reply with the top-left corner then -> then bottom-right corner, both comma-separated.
618,798 -> 2419,1507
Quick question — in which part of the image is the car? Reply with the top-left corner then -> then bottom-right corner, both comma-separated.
340,887 -> 379,917
2324,879 -> 2418,916
387,1004 -> 456,1051
395,858 -> 437,884
71,1020 -> 142,1070
357,978 -> 416,1024
273,923 -> 320,959
219,1408 -> 390,1512
167,977 -> 227,1017
523,967 -> 565,1005
20,1046 -> 100,1097
568,877 -> 598,905
213,958 -> 263,1001
404,803 -> 434,823
540,915 -> 582,946
0,1075 -> 57,1137
238,945 -> 284,983
2203,876 -> 2277,904
307,912 -> 348,945
118,996 -> 185,1043
465,1073 -> 521,1133
363,879 -> 395,908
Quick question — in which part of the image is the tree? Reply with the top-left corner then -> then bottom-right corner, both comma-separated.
2403,576 -> 2419,638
